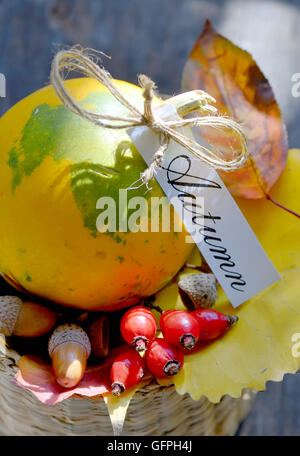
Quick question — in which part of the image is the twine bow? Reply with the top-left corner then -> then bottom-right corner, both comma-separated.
50,47 -> 248,186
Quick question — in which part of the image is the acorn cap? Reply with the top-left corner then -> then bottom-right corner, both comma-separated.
48,323 -> 91,359
0,296 -> 23,336
178,273 -> 217,311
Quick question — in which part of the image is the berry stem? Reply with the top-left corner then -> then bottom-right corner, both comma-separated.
226,315 -> 239,327
132,336 -> 148,351
149,304 -> 163,314
111,382 -> 125,396
180,334 -> 196,350
164,360 -> 181,376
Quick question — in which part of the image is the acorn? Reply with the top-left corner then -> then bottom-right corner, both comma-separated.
48,323 -> 91,389
178,273 -> 217,311
86,315 -> 110,358
0,296 -> 57,337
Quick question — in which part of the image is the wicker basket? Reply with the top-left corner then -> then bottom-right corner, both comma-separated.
0,336 -> 255,436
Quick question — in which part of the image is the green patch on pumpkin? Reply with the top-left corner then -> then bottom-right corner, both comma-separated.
7,93 -> 170,238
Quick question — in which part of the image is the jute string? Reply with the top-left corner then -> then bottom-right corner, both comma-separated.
50,47 -> 248,186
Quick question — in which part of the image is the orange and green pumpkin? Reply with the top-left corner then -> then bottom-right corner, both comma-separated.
0,78 -> 193,311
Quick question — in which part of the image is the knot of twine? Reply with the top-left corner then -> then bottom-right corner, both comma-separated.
50,47 -> 248,186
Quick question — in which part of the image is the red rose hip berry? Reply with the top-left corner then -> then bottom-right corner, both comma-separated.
160,310 -> 200,350
111,348 -> 145,396
191,309 -> 238,341
145,338 -> 184,378
121,305 -> 157,351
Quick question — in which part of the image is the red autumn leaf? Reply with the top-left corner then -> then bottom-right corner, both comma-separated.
182,19 -> 288,199
14,354 -> 111,405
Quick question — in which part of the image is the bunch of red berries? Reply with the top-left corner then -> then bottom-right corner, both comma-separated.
110,305 -> 238,396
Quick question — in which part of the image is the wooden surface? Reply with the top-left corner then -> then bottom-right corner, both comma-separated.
0,0 -> 300,436
238,374 -> 300,436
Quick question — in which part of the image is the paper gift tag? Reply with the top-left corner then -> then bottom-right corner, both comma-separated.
128,104 -> 280,308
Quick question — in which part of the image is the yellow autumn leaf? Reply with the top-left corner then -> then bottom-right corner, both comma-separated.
236,148 -> 300,273
104,379 -> 150,435
153,149 -> 300,403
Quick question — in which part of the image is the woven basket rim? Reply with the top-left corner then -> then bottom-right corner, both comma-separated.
0,333 -> 256,437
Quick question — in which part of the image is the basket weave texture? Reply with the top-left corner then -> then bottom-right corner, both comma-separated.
0,338 -> 255,436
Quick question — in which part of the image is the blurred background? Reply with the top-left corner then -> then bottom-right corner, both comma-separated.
0,0 -> 300,436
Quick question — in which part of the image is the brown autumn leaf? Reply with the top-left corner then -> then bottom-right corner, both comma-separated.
181,19 -> 288,199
